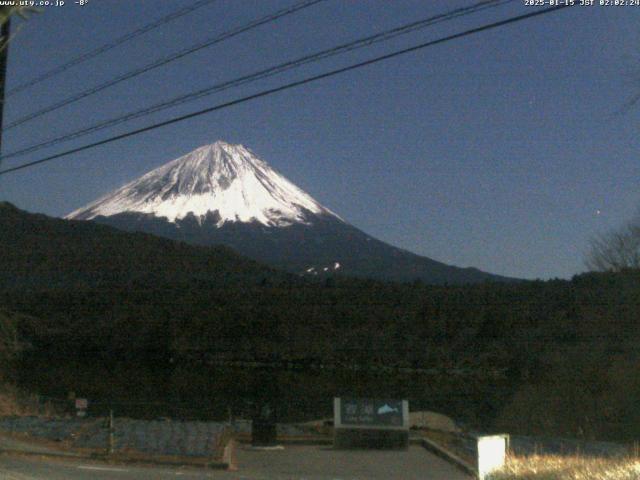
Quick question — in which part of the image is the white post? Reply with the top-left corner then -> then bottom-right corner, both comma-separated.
477,434 -> 508,480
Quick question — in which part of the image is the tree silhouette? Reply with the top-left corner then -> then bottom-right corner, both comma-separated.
586,213 -> 640,272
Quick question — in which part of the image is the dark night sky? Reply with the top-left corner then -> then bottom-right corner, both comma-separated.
0,0 -> 638,279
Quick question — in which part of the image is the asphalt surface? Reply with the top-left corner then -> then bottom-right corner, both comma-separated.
0,456 -> 221,479
0,445 -> 472,479
236,445 -> 472,479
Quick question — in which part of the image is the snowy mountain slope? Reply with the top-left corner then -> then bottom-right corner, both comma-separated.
67,141 -> 514,285
67,141 -> 339,227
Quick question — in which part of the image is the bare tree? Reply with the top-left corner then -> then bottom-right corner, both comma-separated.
586,213 -> 640,272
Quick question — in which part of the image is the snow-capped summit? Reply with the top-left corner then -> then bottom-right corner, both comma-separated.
66,141 -> 339,227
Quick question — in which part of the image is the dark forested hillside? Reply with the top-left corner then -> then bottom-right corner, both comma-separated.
0,202 -> 287,289
2,202 -> 640,441
92,210 -> 513,284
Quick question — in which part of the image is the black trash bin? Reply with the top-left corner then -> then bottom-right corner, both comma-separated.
251,403 -> 277,446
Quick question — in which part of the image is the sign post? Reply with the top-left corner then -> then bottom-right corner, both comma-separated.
333,397 -> 409,449
75,398 -> 88,417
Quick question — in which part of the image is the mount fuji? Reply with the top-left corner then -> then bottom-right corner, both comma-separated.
67,141 -> 510,284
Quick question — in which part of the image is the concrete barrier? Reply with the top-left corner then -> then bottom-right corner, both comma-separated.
419,436 -> 477,477
418,432 -> 509,479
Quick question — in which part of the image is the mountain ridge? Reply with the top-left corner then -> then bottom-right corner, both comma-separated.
67,141 -> 515,285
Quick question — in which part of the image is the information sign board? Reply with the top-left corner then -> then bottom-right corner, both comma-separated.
334,397 -> 409,430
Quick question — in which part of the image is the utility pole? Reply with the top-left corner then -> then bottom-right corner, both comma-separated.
0,9 -> 11,158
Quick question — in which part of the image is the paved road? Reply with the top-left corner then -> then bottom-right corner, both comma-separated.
0,445 -> 472,479
0,435 -> 77,456
0,456 -> 221,479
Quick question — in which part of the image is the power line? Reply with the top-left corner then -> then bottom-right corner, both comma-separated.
3,0 -> 326,131
5,0 -> 218,98
0,0 -> 514,163
0,4 -> 572,177
0,11 -> 10,157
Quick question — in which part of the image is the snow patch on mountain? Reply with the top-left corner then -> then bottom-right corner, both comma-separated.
66,141 -> 340,227
303,261 -> 341,276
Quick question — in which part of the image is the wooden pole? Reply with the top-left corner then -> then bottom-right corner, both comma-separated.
108,409 -> 115,455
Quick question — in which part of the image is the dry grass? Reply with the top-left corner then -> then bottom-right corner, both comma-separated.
490,454 -> 640,480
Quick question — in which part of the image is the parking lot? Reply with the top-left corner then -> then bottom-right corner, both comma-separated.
0,442 -> 472,480
234,444 -> 472,480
